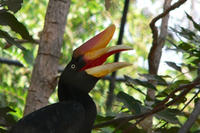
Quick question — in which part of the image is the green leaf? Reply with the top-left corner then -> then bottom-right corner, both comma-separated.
4,0 -> 23,13
117,91 -> 142,114
165,61 -> 182,72
194,98 -> 200,105
0,106 -> 16,127
178,42 -> 193,51
155,109 -> 181,124
156,91 -> 168,98
193,129 -> 200,133
95,115 -> 114,123
139,74 -> 168,86
170,80 -> 191,89
0,107 -> 15,116
94,115 -> 146,133
181,63 -> 197,71
156,80 -> 191,98
114,125 -> 145,133
156,127 -> 179,133
186,13 -> 200,31
171,27 -> 196,41
191,58 -> 200,66
0,128 -> 7,133
4,113 -> 17,126
0,29 -> 26,50
180,27 -> 196,40
22,50 -> 34,65
0,93 -> 8,107
124,75 -> 157,90
0,10 -> 34,42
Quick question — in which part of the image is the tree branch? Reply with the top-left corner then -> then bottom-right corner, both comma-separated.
0,57 -> 24,67
148,0 -> 187,75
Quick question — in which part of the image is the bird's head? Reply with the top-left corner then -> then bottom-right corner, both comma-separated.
59,24 -> 132,94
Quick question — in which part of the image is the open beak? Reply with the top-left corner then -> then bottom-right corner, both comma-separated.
73,24 -> 132,78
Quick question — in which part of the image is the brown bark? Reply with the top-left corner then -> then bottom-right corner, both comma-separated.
24,0 -> 71,115
146,0 -> 172,132
148,0 -> 172,76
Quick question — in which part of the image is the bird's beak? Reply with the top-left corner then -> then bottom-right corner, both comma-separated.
73,24 -> 132,78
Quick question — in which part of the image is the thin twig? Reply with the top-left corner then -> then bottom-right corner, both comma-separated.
16,39 -> 39,44
0,57 -> 24,67
181,89 -> 200,112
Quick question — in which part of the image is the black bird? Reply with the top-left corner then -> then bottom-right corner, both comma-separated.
9,25 -> 132,133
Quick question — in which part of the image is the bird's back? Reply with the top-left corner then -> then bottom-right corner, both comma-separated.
9,101 -> 87,133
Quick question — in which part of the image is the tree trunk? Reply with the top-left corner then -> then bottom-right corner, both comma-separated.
24,0 -> 71,115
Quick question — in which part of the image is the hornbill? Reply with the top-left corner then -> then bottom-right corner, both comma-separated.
9,24 -> 132,133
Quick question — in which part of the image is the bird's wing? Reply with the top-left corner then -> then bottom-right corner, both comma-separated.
9,101 -> 85,133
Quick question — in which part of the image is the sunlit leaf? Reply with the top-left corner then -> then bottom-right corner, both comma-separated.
117,91 -> 142,114
0,94 -> 8,107
155,108 -> 181,124
0,29 -> 26,50
124,75 -> 157,90
191,58 -> 200,66
23,50 -> 34,65
156,91 -> 168,98
170,80 -> 191,89
178,42 -> 193,51
95,115 -> 114,123
0,106 -> 16,127
4,0 -> 23,13
139,74 -> 168,86
0,10 -> 34,42
0,107 -> 15,115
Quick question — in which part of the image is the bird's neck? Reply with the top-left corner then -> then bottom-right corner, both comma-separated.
57,83 -> 97,117
57,81 -> 97,132
58,83 -> 91,103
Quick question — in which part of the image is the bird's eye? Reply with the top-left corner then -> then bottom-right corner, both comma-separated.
71,64 -> 76,69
